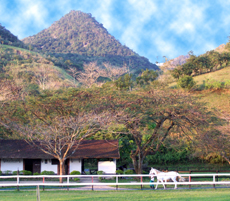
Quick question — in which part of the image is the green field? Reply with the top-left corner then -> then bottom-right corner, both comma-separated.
1,189 -> 230,201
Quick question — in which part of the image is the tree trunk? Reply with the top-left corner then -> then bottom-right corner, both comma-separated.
59,160 -> 65,183
130,151 -> 144,174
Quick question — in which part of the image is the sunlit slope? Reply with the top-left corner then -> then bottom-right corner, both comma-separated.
190,67 -> 230,113
0,45 -> 77,93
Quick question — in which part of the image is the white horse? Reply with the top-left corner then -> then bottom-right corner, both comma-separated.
149,168 -> 185,189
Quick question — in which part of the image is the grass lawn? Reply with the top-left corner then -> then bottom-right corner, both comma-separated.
1,189 -> 230,201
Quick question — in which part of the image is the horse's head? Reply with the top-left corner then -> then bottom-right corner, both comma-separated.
149,167 -> 157,175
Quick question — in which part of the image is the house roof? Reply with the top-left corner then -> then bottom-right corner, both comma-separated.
0,140 -> 120,159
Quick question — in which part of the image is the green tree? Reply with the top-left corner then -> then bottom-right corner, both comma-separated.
136,69 -> 158,86
177,75 -> 196,90
104,88 -> 210,174
115,74 -> 133,90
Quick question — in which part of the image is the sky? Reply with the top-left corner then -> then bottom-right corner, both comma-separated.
0,0 -> 230,63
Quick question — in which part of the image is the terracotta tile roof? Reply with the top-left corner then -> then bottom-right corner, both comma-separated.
0,140 -> 120,159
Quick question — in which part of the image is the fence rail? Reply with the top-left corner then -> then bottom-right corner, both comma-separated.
1,173 -> 230,189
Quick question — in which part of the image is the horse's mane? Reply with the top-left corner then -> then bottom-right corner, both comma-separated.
151,168 -> 162,174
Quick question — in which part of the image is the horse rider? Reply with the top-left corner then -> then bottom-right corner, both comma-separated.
150,172 -> 155,189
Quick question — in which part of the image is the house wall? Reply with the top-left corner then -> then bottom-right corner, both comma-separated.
98,159 -> 116,174
69,159 -> 82,173
41,159 -> 58,174
0,159 -> 23,172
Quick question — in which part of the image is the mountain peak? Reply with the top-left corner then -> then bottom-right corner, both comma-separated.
22,10 -> 136,57
22,10 -> 158,71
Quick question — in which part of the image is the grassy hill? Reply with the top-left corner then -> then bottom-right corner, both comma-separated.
168,66 -> 230,113
0,44 -> 77,100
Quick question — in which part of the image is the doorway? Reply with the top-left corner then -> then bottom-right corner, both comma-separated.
24,159 -> 41,174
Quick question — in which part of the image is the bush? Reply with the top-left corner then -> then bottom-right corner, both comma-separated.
0,170 -> 2,175
177,75 -> 196,90
4,170 -> 12,175
12,171 -> 18,175
224,80 -> 230,88
70,170 -> 81,175
70,170 -> 81,182
40,170 -> 55,175
33,172 -> 40,175
205,79 -> 223,90
19,170 -> 32,175
124,169 -> 134,175
116,170 -> 123,175
97,171 -> 105,181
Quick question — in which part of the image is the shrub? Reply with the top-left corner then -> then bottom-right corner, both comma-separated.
70,170 -> 81,175
19,170 -> 32,175
70,170 -> 81,182
177,75 -> 196,90
224,80 -> 230,88
0,170 -> 2,175
33,172 -> 40,175
40,170 -> 55,175
4,170 -> 12,175
97,171 -> 105,181
124,169 -> 134,175
116,170 -> 123,175
12,171 -> 18,175
205,79 -> 223,90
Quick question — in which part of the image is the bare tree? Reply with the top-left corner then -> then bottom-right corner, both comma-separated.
68,67 -> 79,85
10,112 -> 110,182
103,62 -> 128,81
33,64 -> 57,90
77,62 -> 107,88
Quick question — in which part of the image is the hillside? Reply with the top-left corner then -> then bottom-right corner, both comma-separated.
22,10 -> 158,72
0,44 -> 76,100
0,24 -> 25,48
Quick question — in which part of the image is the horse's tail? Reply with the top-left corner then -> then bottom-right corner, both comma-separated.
177,173 -> 186,182
177,174 -> 186,182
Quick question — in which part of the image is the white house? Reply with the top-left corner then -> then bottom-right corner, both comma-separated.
0,140 -> 119,175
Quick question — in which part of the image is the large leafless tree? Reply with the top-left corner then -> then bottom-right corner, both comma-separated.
9,112 -> 111,182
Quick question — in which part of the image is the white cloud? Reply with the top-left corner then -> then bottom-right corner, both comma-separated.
120,0 -> 157,52
0,0 -> 49,39
153,35 -> 179,60
94,0 -> 113,30
169,1 -> 206,35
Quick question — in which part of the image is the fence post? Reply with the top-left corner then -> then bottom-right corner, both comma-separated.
17,171 -> 19,191
213,175 -> 215,188
189,171 -> 191,189
141,176 -> 143,190
216,170 -> 218,182
36,185 -> 40,201
92,176 -> 93,191
43,177 -> 45,191
116,175 -> 118,190
67,176 -> 69,191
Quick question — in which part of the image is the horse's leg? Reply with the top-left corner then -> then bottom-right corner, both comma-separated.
155,179 -> 159,189
172,177 -> 177,189
161,179 -> 165,189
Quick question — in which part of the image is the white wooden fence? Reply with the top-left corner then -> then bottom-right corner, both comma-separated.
1,173 -> 230,190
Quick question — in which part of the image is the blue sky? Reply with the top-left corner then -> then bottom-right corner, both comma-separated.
0,0 -> 230,63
